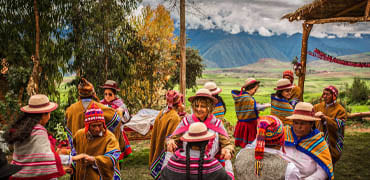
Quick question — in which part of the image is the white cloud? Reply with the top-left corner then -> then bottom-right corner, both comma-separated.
140,0 -> 370,38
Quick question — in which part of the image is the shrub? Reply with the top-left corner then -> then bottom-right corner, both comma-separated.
344,77 -> 369,105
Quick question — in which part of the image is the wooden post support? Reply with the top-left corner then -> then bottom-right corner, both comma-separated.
180,0 -> 186,103
298,23 -> 313,101
365,0 -> 370,18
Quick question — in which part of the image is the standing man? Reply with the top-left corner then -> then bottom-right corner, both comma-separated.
65,78 -> 124,162
73,103 -> 121,180
283,70 -> 301,106
314,85 -> 346,165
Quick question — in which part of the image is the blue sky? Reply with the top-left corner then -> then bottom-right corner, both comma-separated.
139,0 -> 370,38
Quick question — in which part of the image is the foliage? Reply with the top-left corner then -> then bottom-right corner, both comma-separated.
166,40 -> 205,91
0,0 -> 72,125
121,5 -> 177,112
342,77 -> 369,105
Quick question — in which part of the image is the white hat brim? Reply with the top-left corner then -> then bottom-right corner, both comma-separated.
210,88 -> 222,95
286,114 -> 320,121
180,132 -> 216,142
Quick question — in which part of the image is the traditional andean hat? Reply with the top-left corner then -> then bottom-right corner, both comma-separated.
274,79 -> 294,91
188,88 -> 218,104
20,94 -> 58,113
166,90 -> 184,109
180,122 -> 215,142
286,102 -> 320,121
84,103 -> 106,133
204,82 -> 222,95
100,80 -> 120,91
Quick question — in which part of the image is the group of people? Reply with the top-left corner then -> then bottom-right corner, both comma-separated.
0,69 -> 346,180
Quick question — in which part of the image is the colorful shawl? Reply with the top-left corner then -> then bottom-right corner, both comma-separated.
11,124 -> 65,179
231,90 -> 258,122
284,126 -> 334,180
160,149 -> 233,180
73,129 -> 121,180
270,95 -> 294,126
213,101 -> 226,121
314,101 -> 346,164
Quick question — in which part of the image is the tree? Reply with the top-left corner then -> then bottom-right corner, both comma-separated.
343,77 -> 369,105
166,40 -> 205,91
121,5 -> 177,111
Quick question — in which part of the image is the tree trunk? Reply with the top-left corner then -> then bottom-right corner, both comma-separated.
298,23 -> 313,101
180,0 -> 186,102
27,0 -> 41,96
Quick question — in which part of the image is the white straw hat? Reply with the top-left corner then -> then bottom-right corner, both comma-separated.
204,82 -> 222,95
180,122 -> 215,142
20,94 -> 58,113
286,102 -> 320,121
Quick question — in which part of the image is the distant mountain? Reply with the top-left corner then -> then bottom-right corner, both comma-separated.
176,29 -> 370,68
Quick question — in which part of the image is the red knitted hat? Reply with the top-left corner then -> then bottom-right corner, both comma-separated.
84,103 -> 106,133
324,85 -> 338,99
283,70 -> 294,81
166,90 -> 183,109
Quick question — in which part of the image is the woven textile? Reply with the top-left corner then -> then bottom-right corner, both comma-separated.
11,124 -> 65,179
270,95 -> 294,126
255,115 -> 285,161
213,101 -> 226,120
284,126 -> 334,180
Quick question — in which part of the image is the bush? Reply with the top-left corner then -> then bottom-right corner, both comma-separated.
344,77 -> 369,105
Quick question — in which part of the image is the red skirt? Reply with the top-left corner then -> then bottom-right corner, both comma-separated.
233,120 -> 258,148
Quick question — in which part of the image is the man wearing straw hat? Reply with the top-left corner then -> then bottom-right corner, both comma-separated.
314,85 -> 346,165
282,102 -> 334,180
65,78 -> 125,165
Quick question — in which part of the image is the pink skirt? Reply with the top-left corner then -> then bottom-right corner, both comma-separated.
233,120 -> 258,148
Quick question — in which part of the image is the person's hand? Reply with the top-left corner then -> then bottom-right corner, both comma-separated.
166,139 -> 177,153
83,155 -> 96,165
220,148 -> 232,160
72,154 -> 87,161
315,111 -> 324,118
263,103 -> 271,108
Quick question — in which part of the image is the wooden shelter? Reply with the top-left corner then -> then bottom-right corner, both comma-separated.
282,0 -> 370,101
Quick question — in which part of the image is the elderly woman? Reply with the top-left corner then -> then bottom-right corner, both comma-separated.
149,90 -> 185,178
167,88 -> 235,164
232,78 -> 270,148
161,122 -> 233,180
282,102 -> 334,180
270,79 -> 294,126
4,94 -> 85,179
100,80 -> 132,160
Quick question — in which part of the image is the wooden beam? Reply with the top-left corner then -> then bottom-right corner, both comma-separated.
298,23 -> 313,101
348,112 -> 370,118
334,1 -> 367,17
365,0 -> 370,18
180,0 -> 186,102
305,16 -> 370,24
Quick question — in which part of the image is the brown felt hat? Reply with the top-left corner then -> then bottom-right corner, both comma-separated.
180,122 -> 215,142
100,80 -> 120,91
188,88 -> 218,104
20,94 -> 58,113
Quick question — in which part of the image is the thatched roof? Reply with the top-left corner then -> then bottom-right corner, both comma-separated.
282,0 -> 370,23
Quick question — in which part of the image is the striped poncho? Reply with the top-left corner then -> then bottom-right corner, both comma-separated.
10,124 -> 65,179
232,90 -> 259,147
270,95 -> 294,126
160,149 -> 233,180
284,126 -> 334,180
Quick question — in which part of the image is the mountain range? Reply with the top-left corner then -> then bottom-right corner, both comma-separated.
176,29 -> 370,68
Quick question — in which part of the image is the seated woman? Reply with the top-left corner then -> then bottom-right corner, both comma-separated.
167,88 -> 234,165
161,122 -> 233,180
282,102 -> 334,180
234,115 -> 287,180
100,80 -> 132,160
270,79 -> 294,126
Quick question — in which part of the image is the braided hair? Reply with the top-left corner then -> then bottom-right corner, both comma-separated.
185,140 -> 209,180
4,113 -> 44,144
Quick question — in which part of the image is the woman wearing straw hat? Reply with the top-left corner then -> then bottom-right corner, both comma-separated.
4,94 -> 85,179
167,89 -> 234,166
100,80 -> 132,160
281,102 -> 333,180
161,122 -> 233,180
270,79 -> 294,126
231,78 -> 270,148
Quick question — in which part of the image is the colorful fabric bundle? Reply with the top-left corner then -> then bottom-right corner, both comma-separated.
84,103 -> 106,133
271,95 -> 294,126
285,126 -> 334,180
308,48 -> 370,68
213,101 -> 226,120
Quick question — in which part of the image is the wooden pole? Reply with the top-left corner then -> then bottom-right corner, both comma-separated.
180,0 -> 186,101
298,23 -> 313,101
365,0 -> 370,18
